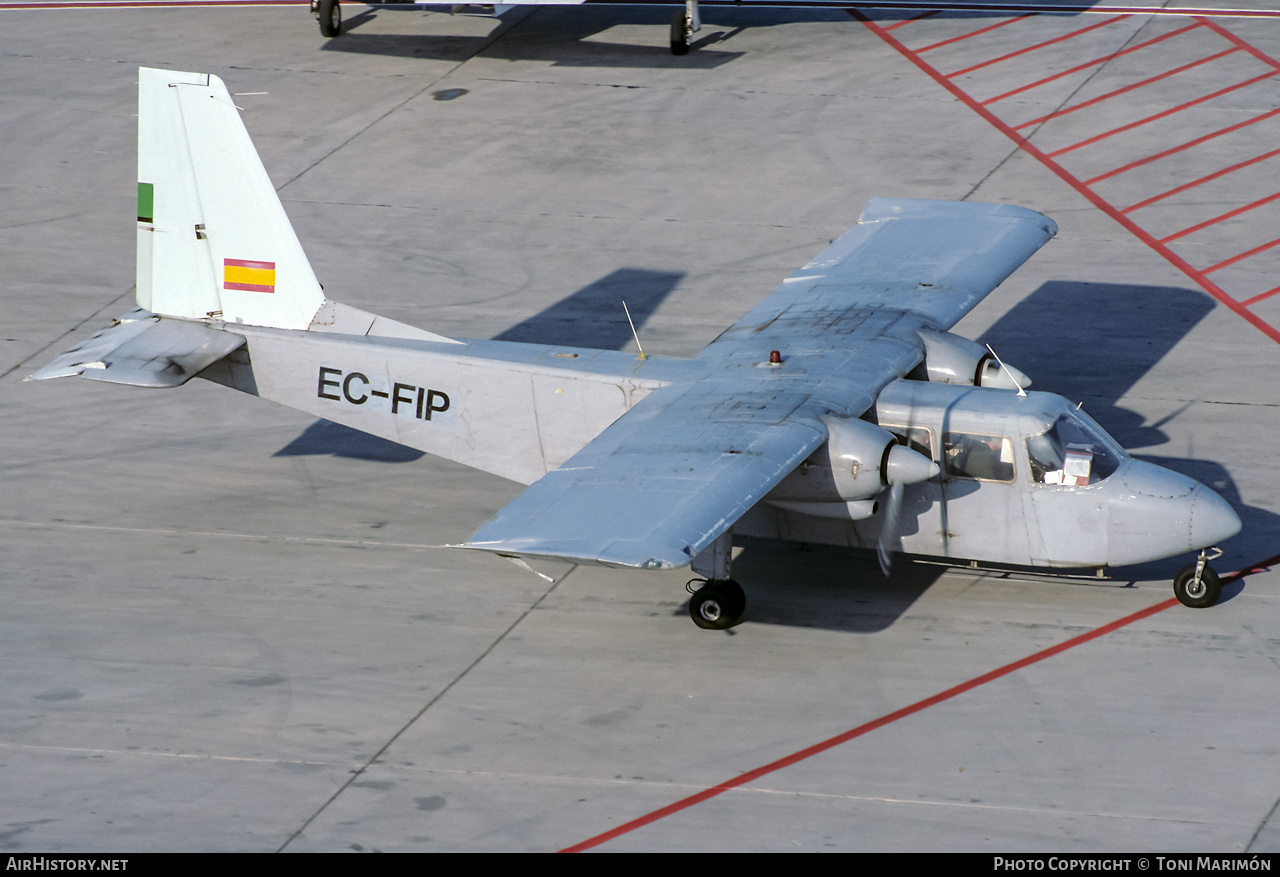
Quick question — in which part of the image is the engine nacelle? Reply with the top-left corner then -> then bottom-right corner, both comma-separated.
765,417 -> 937,505
916,328 -> 1030,391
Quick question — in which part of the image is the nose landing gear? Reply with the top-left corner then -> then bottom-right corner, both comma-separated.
669,0 -> 701,55
1173,548 -> 1224,608
314,0 -> 342,38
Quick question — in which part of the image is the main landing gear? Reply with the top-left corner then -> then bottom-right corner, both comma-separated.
686,529 -> 745,629
669,0 -> 701,55
688,578 -> 746,629
1173,547 -> 1224,608
314,0 -> 342,38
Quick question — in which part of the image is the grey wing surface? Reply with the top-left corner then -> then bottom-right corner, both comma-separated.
463,199 -> 1057,569
460,380 -> 830,568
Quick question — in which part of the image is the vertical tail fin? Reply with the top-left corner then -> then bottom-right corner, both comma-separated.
136,67 -> 324,330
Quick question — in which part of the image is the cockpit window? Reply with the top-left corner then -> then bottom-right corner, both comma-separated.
1027,413 -> 1121,486
944,432 -> 1016,482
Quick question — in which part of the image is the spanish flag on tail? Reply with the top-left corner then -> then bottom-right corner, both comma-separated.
223,259 -> 276,294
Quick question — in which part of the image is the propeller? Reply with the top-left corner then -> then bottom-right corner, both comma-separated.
877,443 -> 939,576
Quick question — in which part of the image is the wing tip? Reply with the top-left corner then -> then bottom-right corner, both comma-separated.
860,198 -> 1056,235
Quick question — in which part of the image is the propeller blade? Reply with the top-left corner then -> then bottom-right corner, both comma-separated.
877,479 -> 905,576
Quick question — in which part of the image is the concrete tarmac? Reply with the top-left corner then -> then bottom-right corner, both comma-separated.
3,2 -> 1279,852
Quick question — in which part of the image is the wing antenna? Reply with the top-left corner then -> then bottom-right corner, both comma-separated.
623,301 -> 647,361
985,343 -> 1027,397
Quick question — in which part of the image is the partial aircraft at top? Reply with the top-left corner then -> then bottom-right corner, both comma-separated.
30,68 -> 1241,628
314,0 -> 739,54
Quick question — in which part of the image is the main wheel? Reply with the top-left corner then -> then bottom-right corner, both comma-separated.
1173,563 -> 1221,608
319,0 -> 342,37
720,579 -> 746,617
689,580 -> 745,630
670,10 -> 690,55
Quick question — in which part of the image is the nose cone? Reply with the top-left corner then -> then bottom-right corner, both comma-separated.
1189,483 -> 1242,549
1107,460 -> 1240,565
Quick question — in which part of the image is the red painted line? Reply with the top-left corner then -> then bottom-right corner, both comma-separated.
983,21 -> 1203,105
561,596 -> 1178,852
916,13 -> 1031,53
1045,68 -> 1279,157
1085,105 -> 1280,184
1202,14 -> 1280,69
1240,286 -> 1280,306
1159,190 -> 1280,243
1204,234 -> 1280,273
883,9 -> 941,31
1223,552 -> 1280,582
855,12 -> 1280,345
1124,146 -> 1280,214
945,14 -> 1129,78
1015,46 -> 1240,130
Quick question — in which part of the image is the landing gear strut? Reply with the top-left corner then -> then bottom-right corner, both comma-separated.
669,0 -> 701,55
687,529 -> 744,629
1173,548 -> 1223,608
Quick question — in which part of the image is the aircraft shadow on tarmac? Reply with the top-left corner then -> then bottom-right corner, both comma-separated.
979,280 -> 1213,453
492,266 -> 683,348
710,538 -> 944,633
321,6 -> 749,67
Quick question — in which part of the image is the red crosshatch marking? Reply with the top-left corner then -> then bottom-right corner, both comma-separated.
981,21 -> 1202,104
853,9 -> 1280,346
560,554 -> 1277,852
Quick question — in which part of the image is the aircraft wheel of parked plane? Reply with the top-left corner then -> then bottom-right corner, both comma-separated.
318,0 -> 341,37
1173,561 -> 1222,609
670,11 -> 691,55
688,579 -> 746,630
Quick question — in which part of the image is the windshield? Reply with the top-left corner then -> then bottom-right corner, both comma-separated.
1026,412 -> 1122,486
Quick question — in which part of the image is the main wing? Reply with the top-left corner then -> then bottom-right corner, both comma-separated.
461,199 -> 1057,569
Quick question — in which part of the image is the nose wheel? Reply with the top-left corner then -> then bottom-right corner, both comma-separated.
1173,548 -> 1223,608
669,0 -> 701,55
315,0 -> 341,37
688,579 -> 746,629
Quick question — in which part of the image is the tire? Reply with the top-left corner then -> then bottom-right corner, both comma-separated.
1173,563 -> 1221,608
689,581 -> 743,630
319,0 -> 341,38
720,579 -> 746,618
670,10 -> 690,56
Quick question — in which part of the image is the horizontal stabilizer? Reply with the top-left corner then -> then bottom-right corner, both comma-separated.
27,308 -> 244,388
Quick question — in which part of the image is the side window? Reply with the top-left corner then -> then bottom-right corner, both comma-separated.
944,432 -> 1016,482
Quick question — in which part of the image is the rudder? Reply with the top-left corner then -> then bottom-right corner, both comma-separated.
136,67 -> 324,330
